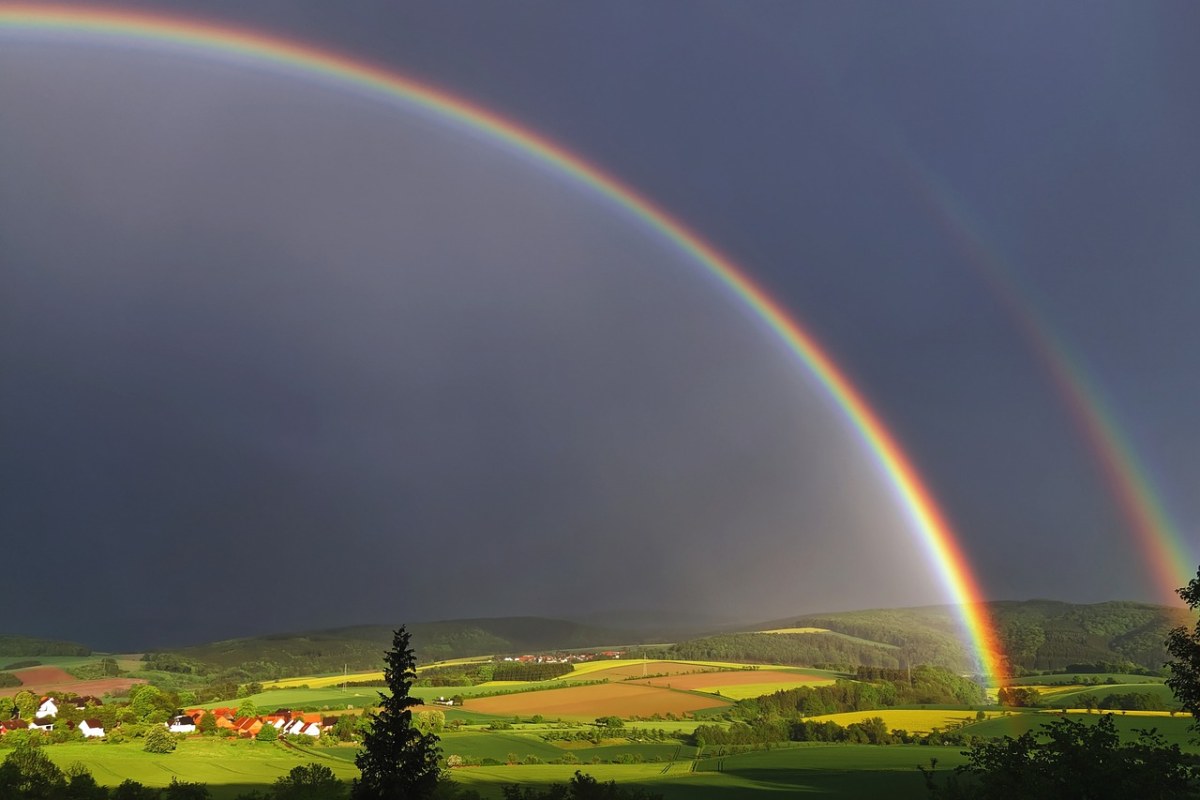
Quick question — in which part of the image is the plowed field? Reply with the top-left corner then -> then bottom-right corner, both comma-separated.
465,682 -> 730,719
0,665 -> 144,698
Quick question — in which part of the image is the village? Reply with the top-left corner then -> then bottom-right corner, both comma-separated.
3,693 -> 341,741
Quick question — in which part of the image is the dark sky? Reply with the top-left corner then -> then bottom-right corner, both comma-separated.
2,2 -> 1198,649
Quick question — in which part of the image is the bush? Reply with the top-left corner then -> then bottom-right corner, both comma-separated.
144,726 -> 177,754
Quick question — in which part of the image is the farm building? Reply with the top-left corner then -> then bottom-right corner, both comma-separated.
79,719 -> 105,738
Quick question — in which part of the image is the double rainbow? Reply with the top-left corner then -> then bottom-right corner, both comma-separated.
909,164 -> 1195,604
0,4 -> 1007,678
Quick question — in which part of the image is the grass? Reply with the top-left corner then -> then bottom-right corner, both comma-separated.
805,709 -> 1004,733
962,711 -> 1198,748
38,738 -> 357,800
990,673 -> 1165,688
449,744 -> 971,799
1029,682 -> 1180,708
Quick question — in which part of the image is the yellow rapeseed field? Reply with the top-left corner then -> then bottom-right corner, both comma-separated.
758,627 -> 831,635
263,671 -> 384,689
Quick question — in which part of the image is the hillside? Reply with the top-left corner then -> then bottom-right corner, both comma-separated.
148,617 -> 632,680
692,600 -> 1196,674
0,634 -> 91,658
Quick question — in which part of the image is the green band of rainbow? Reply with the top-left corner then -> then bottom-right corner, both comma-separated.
0,3 -> 1007,678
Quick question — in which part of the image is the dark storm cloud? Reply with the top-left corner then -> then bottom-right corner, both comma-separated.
0,42 -> 947,648
3,2 -> 1199,646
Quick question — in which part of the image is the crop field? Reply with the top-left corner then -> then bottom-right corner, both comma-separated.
0,665 -> 145,698
806,709 -> 1005,733
630,669 -> 834,699
38,739 -> 358,799
263,671 -> 385,690
563,659 -> 769,680
465,681 -> 731,719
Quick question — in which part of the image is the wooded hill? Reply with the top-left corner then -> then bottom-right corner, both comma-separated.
675,600 -> 1195,674
0,634 -> 91,658
141,616 -> 630,680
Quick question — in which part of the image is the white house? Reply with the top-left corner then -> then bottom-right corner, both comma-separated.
29,717 -> 54,732
35,698 -> 58,718
79,719 -> 105,738
168,715 -> 196,734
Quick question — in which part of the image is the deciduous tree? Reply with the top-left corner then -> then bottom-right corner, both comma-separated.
1166,567 -> 1200,726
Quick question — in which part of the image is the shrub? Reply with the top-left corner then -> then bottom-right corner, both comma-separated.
143,726 -> 177,754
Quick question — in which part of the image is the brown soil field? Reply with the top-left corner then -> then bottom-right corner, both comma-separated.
464,682 -> 730,719
630,670 -> 825,691
0,666 -> 145,698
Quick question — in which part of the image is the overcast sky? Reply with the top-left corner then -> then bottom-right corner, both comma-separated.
2,1 -> 1198,649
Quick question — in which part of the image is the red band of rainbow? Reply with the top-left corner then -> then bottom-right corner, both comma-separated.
0,3 -> 1008,679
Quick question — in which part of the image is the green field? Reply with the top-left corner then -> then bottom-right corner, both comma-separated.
39,739 -> 358,800
1038,682 -> 1180,709
961,711 -> 1198,748
993,673 -> 1167,688
450,744 -> 971,799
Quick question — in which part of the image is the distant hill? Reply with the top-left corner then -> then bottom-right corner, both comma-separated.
0,634 -> 91,658
150,616 -> 633,680
694,600 -> 1197,674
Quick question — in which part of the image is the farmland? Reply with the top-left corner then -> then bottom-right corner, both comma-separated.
5,602 -> 1199,797
0,664 -> 145,699
465,681 -> 731,719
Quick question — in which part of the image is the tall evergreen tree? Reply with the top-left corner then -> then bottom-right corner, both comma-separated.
352,626 -> 442,799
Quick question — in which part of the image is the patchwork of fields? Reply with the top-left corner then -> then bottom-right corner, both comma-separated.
7,653 -> 1196,800
465,681 -> 731,719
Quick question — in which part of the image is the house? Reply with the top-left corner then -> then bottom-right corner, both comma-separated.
432,696 -> 456,706
30,717 -> 54,732
168,715 -> 196,733
79,719 -> 105,738
232,717 -> 263,738
36,698 -> 58,718
284,718 -> 320,737
212,707 -> 235,719
0,719 -> 29,735
73,696 -> 103,709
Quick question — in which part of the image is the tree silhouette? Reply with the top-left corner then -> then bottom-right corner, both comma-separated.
352,626 -> 442,799
1166,567 -> 1200,726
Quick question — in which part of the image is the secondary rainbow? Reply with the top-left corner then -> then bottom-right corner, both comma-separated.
908,163 -> 1194,602
0,4 -> 1008,678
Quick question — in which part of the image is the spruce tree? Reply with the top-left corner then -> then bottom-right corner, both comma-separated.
352,626 -> 442,799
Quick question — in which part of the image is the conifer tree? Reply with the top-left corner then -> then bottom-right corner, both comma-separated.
352,626 -> 442,799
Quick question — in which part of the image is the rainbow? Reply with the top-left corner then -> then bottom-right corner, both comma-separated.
909,164 -> 1195,603
0,4 -> 1008,677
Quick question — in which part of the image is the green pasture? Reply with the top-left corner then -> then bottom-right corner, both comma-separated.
37,738 -> 357,800
991,673 -> 1165,688
962,711 -> 1198,748
202,686 -> 382,712
450,744 -> 970,799
693,744 -> 969,799
1040,682 -> 1180,708
438,732 -> 564,762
